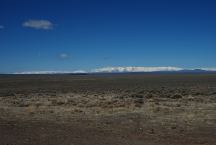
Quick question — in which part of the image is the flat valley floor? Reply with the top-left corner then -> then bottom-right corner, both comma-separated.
0,74 -> 216,145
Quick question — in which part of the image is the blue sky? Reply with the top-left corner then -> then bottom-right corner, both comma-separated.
0,0 -> 216,73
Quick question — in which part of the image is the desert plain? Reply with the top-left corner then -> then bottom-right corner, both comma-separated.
0,73 -> 216,145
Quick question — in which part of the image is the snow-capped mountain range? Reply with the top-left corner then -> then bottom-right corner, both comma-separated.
11,67 -> 216,74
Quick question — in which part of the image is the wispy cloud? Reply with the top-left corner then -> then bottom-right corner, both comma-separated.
59,53 -> 70,59
0,25 -> 4,29
22,19 -> 54,30
92,66 -> 183,73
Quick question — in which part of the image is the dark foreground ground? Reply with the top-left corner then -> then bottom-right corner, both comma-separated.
0,73 -> 216,145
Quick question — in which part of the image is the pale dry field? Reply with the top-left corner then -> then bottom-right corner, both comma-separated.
0,74 -> 216,145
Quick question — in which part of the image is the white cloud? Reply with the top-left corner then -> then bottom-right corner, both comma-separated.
0,25 -> 4,29
22,20 -> 54,30
59,53 -> 70,59
92,66 -> 183,73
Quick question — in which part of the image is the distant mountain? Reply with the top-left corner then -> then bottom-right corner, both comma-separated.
91,67 -> 216,73
179,69 -> 216,73
10,67 -> 216,74
91,67 -> 183,73
179,69 -> 208,73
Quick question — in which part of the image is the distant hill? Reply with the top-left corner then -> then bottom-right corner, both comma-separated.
3,67 -> 216,74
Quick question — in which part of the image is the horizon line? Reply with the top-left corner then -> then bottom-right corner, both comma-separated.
2,66 -> 216,74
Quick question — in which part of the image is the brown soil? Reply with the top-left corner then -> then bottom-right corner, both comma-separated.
0,74 -> 216,145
